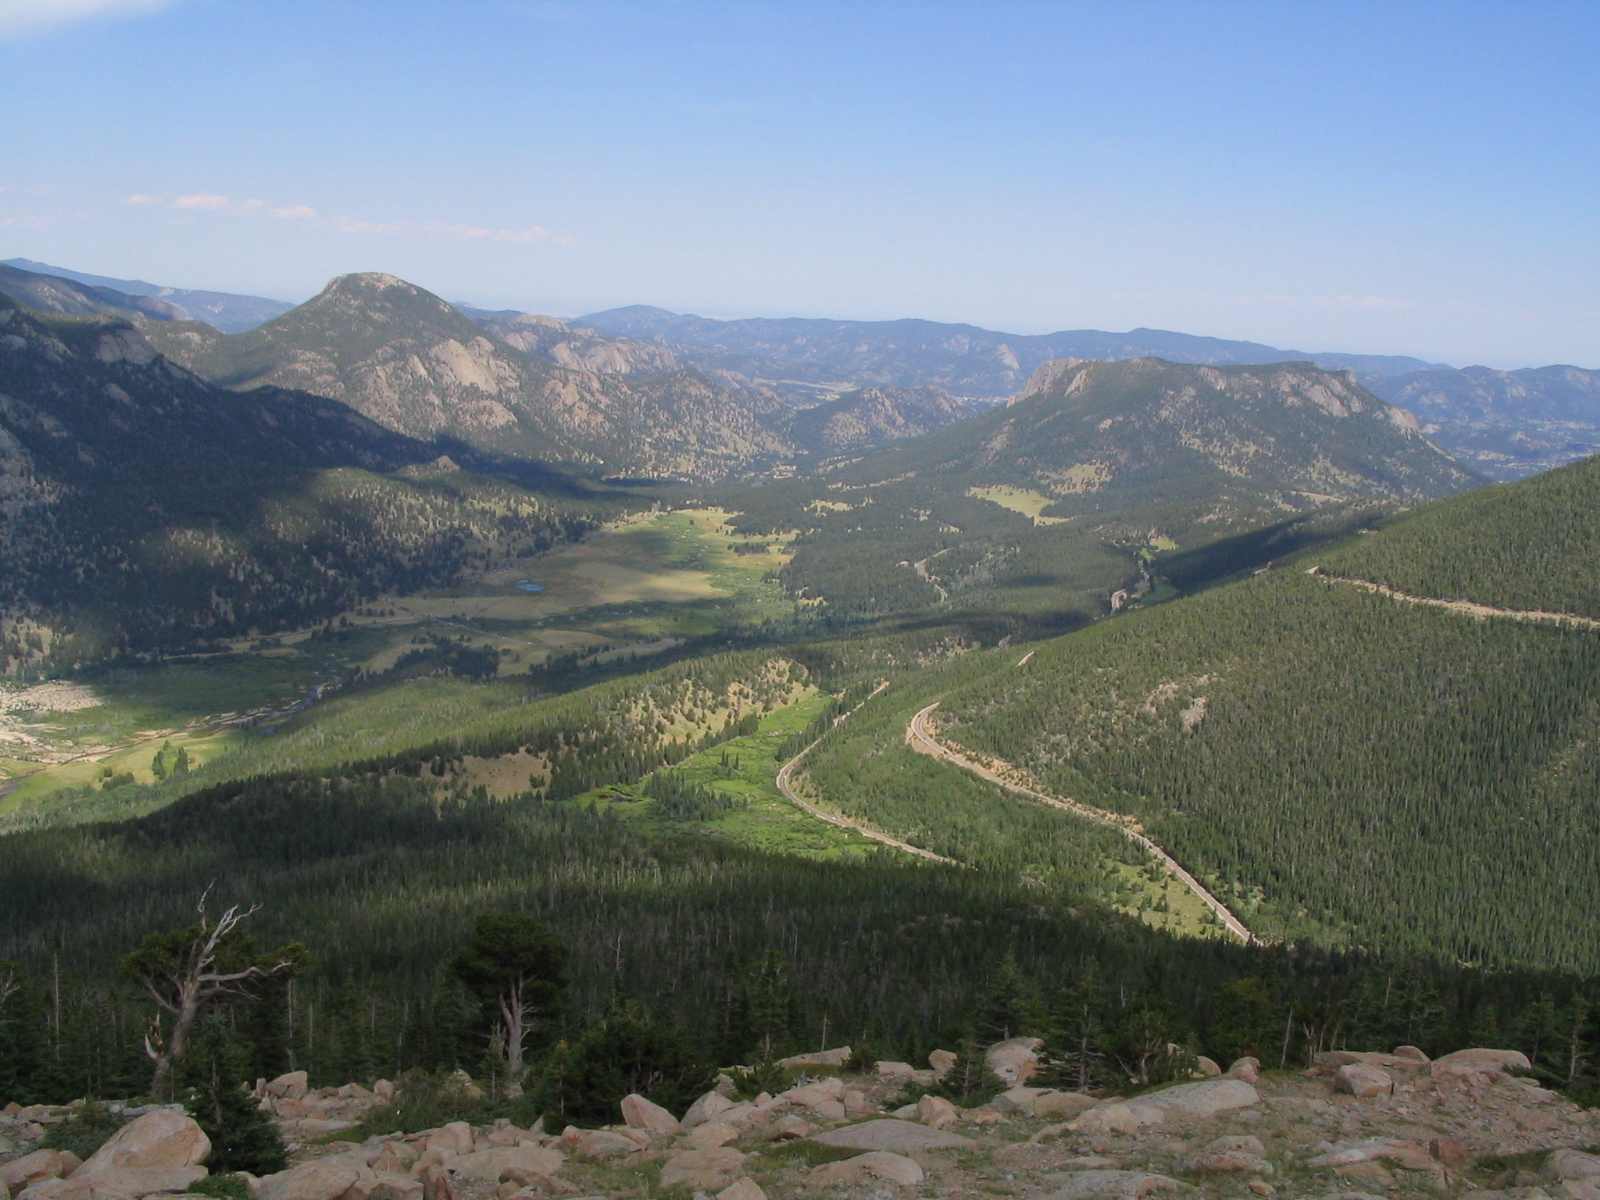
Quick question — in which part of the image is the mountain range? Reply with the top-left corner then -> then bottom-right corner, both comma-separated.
1,258 -> 293,332
0,294 -> 600,669
6,257 -> 1599,481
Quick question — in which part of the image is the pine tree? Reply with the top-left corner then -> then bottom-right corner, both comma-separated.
1039,970 -> 1108,1093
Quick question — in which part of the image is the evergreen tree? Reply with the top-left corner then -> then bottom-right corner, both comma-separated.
933,1030 -> 1003,1106
1039,969 -> 1108,1093
975,950 -> 1045,1044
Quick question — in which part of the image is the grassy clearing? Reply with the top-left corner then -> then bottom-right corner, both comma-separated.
967,485 -> 1070,525
594,691 -> 884,861
3,507 -> 800,815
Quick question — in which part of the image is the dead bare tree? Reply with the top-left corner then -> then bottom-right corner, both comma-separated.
0,960 -> 20,1029
121,888 -> 307,1097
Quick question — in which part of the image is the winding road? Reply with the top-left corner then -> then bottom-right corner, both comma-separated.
1309,569 -> 1600,630
774,689 -> 957,865
906,702 -> 1255,943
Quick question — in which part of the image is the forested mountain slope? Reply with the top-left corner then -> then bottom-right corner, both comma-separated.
714,358 -> 1479,630
579,305 -> 1445,397
885,455 -> 1600,972
139,273 -> 789,481
1320,453 -> 1600,618
844,357 -> 1478,525
784,384 -> 971,454
0,297 -> 598,669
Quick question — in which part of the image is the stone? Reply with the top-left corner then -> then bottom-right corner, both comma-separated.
418,1163 -> 453,1200
875,1062 -> 915,1079
1195,1057 -> 1222,1077
18,1178 -> 196,1200
371,1144 -> 416,1175
843,1089 -> 877,1117
1392,1046 -> 1430,1064
763,1116 -> 810,1141
991,1088 -> 1045,1115
685,1124 -> 739,1150
1430,1139 -> 1468,1169
807,1152 -> 924,1188
681,1092 -> 735,1130
1034,1093 -> 1100,1120
74,1112 -> 209,1176
425,1125 -> 474,1156
4,1151 -> 80,1198
1432,1049 -> 1532,1077
1069,1079 -> 1258,1135
715,1180 -> 765,1200
850,1152 -> 924,1186
445,1147 -> 565,1184
1309,1140 -> 1437,1172
366,1177 -> 423,1200
1041,1169 -> 1182,1198
560,1130 -> 637,1161
1547,1152 -> 1600,1182
776,1047 -> 851,1069
1334,1063 -> 1393,1098
1249,1183 -> 1274,1196
986,1037 -> 1044,1085
265,1072 -> 309,1101
1313,1051 -> 1409,1073
373,1081 -> 396,1101
1225,1057 -> 1262,1084
929,1050 -> 957,1078
657,1149 -> 744,1193
916,1095 -> 961,1130
258,1160 -> 364,1200
809,1118 -> 975,1154
620,1094 -> 681,1135
781,1077 -> 844,1109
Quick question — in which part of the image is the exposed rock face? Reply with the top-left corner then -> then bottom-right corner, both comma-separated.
657,1148 -> 745,1192
618,1094 -> 680,1136
258,1160 -> 364,1200
73,1112 -> 208,1176
3,1152 -> 80,1199
140,273 -> 791,482
1335,1063 -> 1395,1098
809,1118 -> 976,1153
1070,1079 -> 1259,1134
808,1150 -> 926,1187
987,1038 -> 1045,1085
682,1091 -> 735,1129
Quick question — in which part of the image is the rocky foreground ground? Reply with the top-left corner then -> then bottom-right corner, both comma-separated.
4,1043 -> 1599,1200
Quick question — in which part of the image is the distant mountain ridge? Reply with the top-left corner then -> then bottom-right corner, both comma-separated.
1365,364 -> 1600,480
2,258 -> 293,332
136,272 -> 790,481
577,304 -> 1450,397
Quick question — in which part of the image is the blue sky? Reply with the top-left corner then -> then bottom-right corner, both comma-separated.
1,0 -> 1597,367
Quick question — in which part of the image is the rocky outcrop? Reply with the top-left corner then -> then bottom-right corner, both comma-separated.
1070,1079 -> 1259,1135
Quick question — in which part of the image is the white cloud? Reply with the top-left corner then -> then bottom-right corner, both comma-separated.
272,204 -> 317,220
172,193 -> 230,210
123,193 -> 162,205
0,0 -> 178,38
